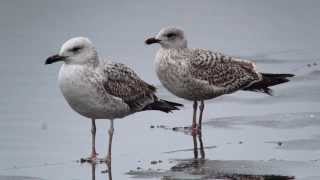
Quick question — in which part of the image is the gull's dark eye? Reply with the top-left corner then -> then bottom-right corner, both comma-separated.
70,46 -> 83,52
166,33 -> 176,38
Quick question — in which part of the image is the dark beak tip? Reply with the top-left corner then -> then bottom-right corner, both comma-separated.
45,59 -> 51,65
45,54 -> 65,65
45,57 -> 54,65
145,37 -> 160,45
144,38 -> 152,45
144,39 -> 150,45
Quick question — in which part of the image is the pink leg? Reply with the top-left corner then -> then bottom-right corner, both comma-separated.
198,100 -> 205,131
192,101 -> 198,159
81,119 -> 98,163
91,118 -> 98,159
192,101 -> 199,136
198,101 -> 206,159
103,120 -> 114,180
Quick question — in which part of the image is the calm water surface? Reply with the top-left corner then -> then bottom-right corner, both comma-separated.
0,1 -> 320,179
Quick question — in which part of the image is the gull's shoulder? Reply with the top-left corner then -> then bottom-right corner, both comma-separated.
98,59 -> 157,110
188,48 -> 256,70
100,60 -> 136,77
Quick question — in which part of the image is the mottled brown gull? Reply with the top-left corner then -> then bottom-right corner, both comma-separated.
145,27 -> 294,136
45,37 -> 182,166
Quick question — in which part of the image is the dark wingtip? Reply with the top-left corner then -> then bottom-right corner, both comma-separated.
280,73 -> 295,78
262,73 -> 295,78
244,72 -> 295,95
142,99 -> 183,113
161,99 -> 184,107
264,88 -> 274,96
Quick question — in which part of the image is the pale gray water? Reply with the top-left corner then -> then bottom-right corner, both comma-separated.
0,1 -> 320,180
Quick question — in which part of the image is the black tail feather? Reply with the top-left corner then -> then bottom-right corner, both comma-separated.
160,99 -> 184,107
244,73 -> 295,95
143,99 -> 183,113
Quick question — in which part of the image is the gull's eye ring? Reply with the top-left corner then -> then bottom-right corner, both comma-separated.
70,46 -> 83,52
166,33 -> 176,38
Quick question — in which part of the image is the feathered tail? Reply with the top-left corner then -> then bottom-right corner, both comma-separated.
243,73 -> 295,95
143,99 -> 183,113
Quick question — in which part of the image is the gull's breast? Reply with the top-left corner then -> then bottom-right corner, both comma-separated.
58,64 -> 130,119
155,50 -> 196,100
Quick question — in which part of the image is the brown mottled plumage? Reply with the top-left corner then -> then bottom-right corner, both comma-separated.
146,27 -> 294,149
102,62 -> 156,111
190,49 -> 261,94
46,37 -> 183,166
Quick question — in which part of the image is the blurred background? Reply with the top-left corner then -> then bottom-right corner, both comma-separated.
0,0 -> 320,180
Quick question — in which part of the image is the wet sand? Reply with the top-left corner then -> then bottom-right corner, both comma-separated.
1,58 -> 319,180
1,1 -> 320,179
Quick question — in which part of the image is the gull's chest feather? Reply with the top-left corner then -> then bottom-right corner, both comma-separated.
155,49 -> 197,99
57,64 -> 131,119
58,65 -> 104,117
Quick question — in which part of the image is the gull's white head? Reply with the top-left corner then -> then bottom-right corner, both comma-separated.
45,37 -> 98,66
145,27 -> 187,49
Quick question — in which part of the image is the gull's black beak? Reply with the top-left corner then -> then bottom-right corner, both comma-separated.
145,37 -> 161,45
45,54 -> 66,65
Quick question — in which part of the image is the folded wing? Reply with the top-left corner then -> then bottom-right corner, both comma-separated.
189,49 -> 261,93
102,62 -> 156,111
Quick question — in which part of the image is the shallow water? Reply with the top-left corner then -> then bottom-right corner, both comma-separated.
1,1 -> 320,180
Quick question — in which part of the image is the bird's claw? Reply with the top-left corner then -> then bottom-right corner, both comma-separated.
102,155 -> 112,166
80,152 -> 100,164
191,126 -> 199,136
191,124 -> 203,136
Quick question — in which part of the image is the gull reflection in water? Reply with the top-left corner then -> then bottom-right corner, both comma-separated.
85,161 -> 112,180
84,123 -> 207,180
192,130 -> 205,159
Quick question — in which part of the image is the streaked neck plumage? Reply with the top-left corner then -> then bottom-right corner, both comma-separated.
160,40 -> 188,49
65,49 -> 100,68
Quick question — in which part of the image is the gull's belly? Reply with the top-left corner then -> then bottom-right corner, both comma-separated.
58,65 -> 130,119
156,60 -> 221,101
59,76 -> 104,118
156,61 -> 198,100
